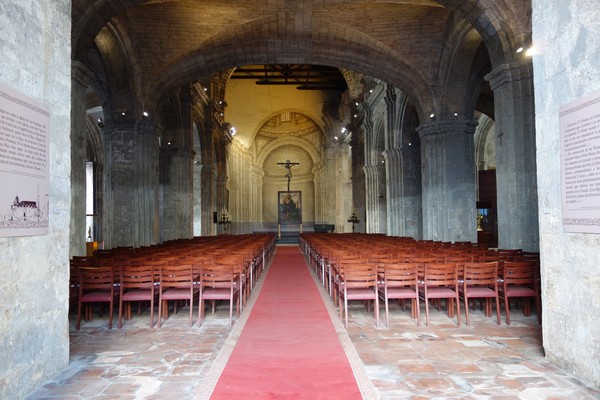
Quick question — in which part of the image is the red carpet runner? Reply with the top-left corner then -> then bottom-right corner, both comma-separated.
209,245 -> 363,399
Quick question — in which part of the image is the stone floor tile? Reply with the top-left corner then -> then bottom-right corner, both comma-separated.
25,255 -> 600,400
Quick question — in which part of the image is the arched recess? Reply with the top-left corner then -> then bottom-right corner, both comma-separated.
256,138 -> 321,168
84,106 -> 105,247
256,136 -> 322,227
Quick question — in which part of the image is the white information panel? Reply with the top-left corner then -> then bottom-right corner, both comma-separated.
559,89 -> 600,233
0,83 -> 50,237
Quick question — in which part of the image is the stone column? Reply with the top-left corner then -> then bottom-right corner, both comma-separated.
199,165 -> 216,235
159,146 -> 193,241
383,146 -> 422,238
192,157 -> 202,237
102,119 -> 160,248
485,62 -> 539,251
417,120 -> 478,242
351,130 -> 366,233
70,61 -> 93,256
363,164 -> 386,233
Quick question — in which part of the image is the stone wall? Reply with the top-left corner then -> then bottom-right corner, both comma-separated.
533,0 -> 600,387
0,1 -> 71,399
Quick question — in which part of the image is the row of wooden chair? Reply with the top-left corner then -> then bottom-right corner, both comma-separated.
71,234 -> 276,330
300,233 -> 541,328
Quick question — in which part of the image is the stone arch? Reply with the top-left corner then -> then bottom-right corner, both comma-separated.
474,113 -> 496,170
144,13 -> 436,121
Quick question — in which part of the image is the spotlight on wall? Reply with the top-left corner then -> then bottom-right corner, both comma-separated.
203,87 -> 208,92
96,118 -> 105,128
429,113 -> 436,120
142,111 -> 149,117
516,47 -> 524,53
453,112 -> 458,119
525,46 -> 535,57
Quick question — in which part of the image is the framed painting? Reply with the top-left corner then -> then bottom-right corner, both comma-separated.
278,191 -> 301,224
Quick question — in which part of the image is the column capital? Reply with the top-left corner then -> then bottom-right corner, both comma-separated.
485,61 -> 533,91
363,163 -> 385,175
416,119 -> 478,138
382,147 -> 402,162
71,61 -> 96,87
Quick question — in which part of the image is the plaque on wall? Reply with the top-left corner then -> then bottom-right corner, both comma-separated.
0,83 -> 50,237
559,89 -> 600,233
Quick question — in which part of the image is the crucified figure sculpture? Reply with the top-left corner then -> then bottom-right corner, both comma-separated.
277,159 -> 300,192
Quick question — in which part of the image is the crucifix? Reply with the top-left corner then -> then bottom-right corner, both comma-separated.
277,159 -> 300,192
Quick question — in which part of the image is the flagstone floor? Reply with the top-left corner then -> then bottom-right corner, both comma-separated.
27,252 -> 600,399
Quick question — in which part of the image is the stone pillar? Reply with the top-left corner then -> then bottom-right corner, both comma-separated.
192,157 -> 202,237
215,173 -> 227,233
351,131 -> 366,233
159,146 -> 193,241
417,120 -> 478,242
253,166 -> 264,230
103,119 -> 160,248
364,164 -> 386,233
199,165 -> 216,235
485,62 -> 539,251
70,62 -> 93,256
383,146 -> 422,238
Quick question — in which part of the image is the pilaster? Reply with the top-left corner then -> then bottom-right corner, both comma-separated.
485,62 -> 539,251
102,119 -> 160,248
363,164 -> 386,233
417,120 -> 478,242
383,145 -> 421,238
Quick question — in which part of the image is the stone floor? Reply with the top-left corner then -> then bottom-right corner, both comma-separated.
27,250 -> 600,400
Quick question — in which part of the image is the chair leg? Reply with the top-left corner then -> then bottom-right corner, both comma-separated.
504,294 -> 511,325
108,300 -> 114,329
374,296 -> 379,327
415,297 -> 421,327
494,295 -> 501,325
385,297 -> 389,327
425,297 -> 430,326
76,299 -> 83,330
118,299 -> 124,329
464,296 -> 470,325
455,295 -> 461,326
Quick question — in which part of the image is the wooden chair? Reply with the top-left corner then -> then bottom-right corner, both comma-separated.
76,265 -> 118,330
198,263 -> 240,328
461,261 -> 501,325
500,261 -> 541,325
339,261 -> 379,328
379,262 -> 420,327
422,263 -> 461,326
157,263 -> 195,328
118,261 -> 157,328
